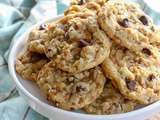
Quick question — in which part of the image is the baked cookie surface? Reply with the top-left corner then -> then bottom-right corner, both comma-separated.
27,24 -> 51,54
45,14 -> 111,73
70,0 -> 108,6
102,43 -> 160,104
37,61 -> 106,110
15,51 -> 49,81
98,0 -> 160,60
84,81 -> 138,114
65,0 -> 102,16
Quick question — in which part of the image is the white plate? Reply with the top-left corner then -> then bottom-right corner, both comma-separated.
8,15 -> 160,120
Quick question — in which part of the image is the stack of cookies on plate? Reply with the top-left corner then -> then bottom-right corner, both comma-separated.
15,0 -> 160,115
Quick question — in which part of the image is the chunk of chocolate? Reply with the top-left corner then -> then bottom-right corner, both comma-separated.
122,48 -> 128,53
79,39 -> 90,47
39,24 -> 47,30
148,74 -> 156,81
142,48 -> 152,56
125,78 -> 136,91
64,32 -> 69,40
118,18 -> 129,28
139,16 -> 148,25
78,0 -> 84,5
70,107 -> 75,111
76,85 -> 86,93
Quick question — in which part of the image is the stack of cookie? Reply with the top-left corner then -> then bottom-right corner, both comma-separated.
15,0 -> 160,115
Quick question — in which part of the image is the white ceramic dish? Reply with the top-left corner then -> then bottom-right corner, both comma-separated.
8,15 -> 160,120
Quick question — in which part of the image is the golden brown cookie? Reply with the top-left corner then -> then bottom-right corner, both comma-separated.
44,14 -> 111,73
98,0 -> 160,61
84,81 -> 138,115
27,24 -> 51,54
37,61 -> 106,110
102,42 -> 160,104
16,51 -> 49,81
65,1 -> 101,16
70,0 -> 108,6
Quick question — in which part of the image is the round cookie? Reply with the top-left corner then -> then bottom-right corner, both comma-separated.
65,1 -> 101,16
45,14 -> 111,73
70,0 -> 108,6
16,51 -> 49,81
27,24 -> 51,54
84,81 -> 138,115
102,42 -> 160,104
98,0 -> 160,60
37,61 -> 106,110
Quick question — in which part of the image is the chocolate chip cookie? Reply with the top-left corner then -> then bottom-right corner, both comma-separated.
102,42 -> 160,104
70,0 -> 108,6
27,24 -> 51,54
98,0 -> 160,60
65,1 -> 101,16
84,81 -> 138,114
37,61 -> 106,110
16,51 -> 49,81
45,14 -> 111,73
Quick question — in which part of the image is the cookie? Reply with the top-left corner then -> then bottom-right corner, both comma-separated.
37,61 -> 106,110
70,0 -> 108,6
27,24 -> 51,54
65,1 -> 101,16
15,51 -> 49,81
102,42 -> 160,104
84,81 -> 138,114
45,14 -> 111,73
98,0 -> 160,60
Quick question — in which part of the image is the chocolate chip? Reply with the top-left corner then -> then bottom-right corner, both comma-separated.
148,74 -> 156,81
74,24 -> 79,30
123,48 -> 128,53
79,39 -> 90,47
78,0 -> 84,5
39,24 -> 46,30
48,48 -> 52,51
64,32 -> 69,40
70,107 -> 75,111
76,86 -> 86,93
125,78 -> 136,91
142,48 -> 152,56
139,16 -> 148,25
151,26 -> 155,32
118,18 -> 129,28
